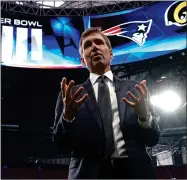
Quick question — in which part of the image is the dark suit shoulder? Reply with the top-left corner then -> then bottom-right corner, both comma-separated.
114,76 -> 139,86
72,83 -> 84,93
124,79 -> 139,86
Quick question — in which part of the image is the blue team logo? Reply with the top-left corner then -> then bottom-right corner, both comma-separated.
102,19 -> 152,46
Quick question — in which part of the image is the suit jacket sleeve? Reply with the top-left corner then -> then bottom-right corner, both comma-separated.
130,81 -> 161,147
52,91 -> 73,153
138,113 -> 160,147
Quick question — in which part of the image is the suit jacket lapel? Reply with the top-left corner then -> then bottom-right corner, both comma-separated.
82,78 -> 103,130
113,76 -> 128,123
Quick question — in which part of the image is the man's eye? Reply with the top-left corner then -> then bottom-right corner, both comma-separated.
95,39 -> 104,45
84,42 -> 91,49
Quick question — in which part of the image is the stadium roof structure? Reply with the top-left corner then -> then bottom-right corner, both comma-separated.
1,1 -> 154,16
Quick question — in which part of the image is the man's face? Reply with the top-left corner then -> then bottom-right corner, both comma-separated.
81,32 -> 113,74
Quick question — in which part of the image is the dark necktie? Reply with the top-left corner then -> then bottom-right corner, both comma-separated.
97,75 -> 115,157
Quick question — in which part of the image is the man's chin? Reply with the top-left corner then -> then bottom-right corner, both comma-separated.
92,59 -> 104,65
92,60 -> 106,70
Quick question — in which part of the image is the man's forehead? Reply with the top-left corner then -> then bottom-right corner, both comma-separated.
82,33 -> 104,44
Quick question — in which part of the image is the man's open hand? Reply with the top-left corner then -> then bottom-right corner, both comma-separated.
122,80 -> 150,119
61,77 -> 88,121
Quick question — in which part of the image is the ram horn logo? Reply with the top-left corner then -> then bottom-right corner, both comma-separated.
102,19 -> 152,46
165,1 -> 187,26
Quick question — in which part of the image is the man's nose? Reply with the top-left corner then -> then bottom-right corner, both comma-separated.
92,43 -> 99,50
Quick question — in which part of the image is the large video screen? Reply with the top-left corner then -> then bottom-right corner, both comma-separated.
1,1 -> 186,68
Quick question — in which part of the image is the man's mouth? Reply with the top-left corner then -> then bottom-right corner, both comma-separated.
92,54 -> 103,61
92,52 -> 103,58
93,54 -> 101,57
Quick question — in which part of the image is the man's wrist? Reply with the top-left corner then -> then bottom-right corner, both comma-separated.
138,112 -> 153,128
63,113 -> 75,122
138,112 -> 150,122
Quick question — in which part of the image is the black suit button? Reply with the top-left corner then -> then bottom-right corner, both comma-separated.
98,131 -> 101,134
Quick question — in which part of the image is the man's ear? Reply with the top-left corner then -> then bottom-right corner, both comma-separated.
109,49 -> 113,61
81,57 -> 86,66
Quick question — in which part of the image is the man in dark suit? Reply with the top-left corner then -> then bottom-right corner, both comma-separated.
53,27 -> 160,179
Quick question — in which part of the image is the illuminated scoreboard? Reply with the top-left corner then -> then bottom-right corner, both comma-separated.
1,18 -> 43,63
1,1 -> 186,69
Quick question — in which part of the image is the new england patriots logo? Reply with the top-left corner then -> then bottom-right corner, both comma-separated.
102,19 -> 152,46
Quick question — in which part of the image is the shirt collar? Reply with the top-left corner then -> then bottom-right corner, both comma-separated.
89,70 -> 113,85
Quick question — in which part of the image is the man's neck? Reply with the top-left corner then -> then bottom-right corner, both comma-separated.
91,68 -> 111,75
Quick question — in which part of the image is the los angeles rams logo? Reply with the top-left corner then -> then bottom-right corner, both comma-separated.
165,1 -> 187,26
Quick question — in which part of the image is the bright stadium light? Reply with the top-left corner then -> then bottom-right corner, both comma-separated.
150,90 -> 182,112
